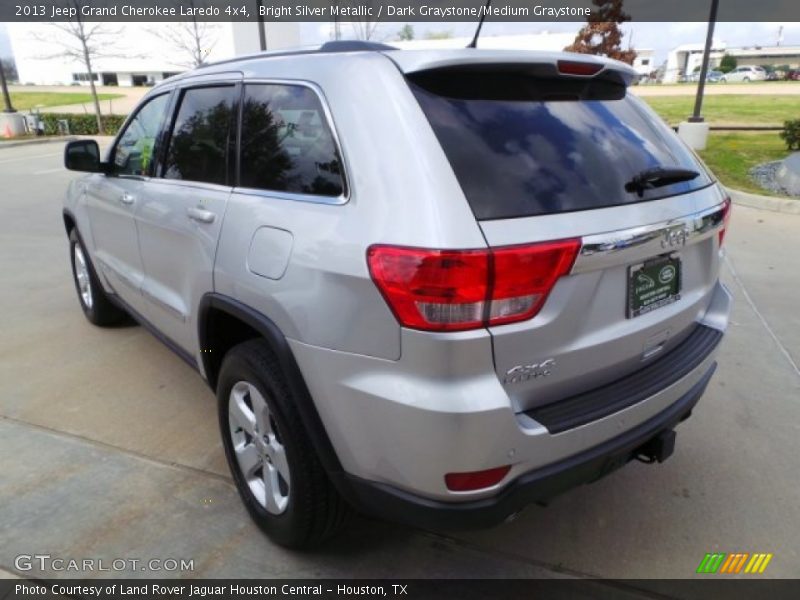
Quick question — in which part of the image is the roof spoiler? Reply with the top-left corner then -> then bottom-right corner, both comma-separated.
384,50 -> 638,88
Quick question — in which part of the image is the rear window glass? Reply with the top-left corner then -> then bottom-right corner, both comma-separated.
410,70 -> 713,220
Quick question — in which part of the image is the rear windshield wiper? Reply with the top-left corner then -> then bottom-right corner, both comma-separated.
625,167 -> 699,196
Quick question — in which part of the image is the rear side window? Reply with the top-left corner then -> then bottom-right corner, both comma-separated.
162,85 -> 238,186
239,84 -> 345,197
410,70 -> 712,220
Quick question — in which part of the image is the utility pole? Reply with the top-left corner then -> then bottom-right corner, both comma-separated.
689,0 -> 719,123
0,60 -> 15,113
256,0 -> 267,51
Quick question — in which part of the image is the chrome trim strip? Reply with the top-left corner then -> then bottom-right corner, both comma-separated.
145,178 -> 233,195
573,201 -> 726,274
232,186 -> 346,206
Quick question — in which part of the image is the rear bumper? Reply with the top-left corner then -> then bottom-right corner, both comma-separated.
292,281 -> 731,506
333,363 -> 715,530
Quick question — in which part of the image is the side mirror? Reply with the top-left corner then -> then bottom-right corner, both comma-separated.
64,140 -> 105,173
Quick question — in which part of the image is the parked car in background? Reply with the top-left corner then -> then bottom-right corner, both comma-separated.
690,70 -> 724,83
785,69 -> 800,81
721,66 -> 767,82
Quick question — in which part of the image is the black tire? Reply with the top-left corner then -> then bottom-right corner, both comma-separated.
68,229 -> 127,326
218,339 -> 349,549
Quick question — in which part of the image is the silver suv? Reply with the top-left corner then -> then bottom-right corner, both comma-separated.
63,42 -> 732,548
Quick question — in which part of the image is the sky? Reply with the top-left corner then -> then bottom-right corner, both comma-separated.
305,21 -> 800,64
2,21 -> 799,66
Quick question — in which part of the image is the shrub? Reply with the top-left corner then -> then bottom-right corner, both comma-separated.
780,119 -> 800,151
38,113 -> 126,136
719,54 -> 737,74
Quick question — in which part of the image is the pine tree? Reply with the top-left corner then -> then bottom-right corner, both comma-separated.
565,0 -> 637,65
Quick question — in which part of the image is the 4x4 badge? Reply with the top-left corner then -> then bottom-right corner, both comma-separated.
504,359 -> 556,384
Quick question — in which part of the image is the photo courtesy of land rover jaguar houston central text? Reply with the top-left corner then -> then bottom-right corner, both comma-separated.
62,41 -> 732,549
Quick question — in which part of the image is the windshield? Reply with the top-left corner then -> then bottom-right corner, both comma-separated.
410,70 -> 713,220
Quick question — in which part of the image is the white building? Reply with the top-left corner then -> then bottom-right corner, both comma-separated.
664,42 -> 727,83
632,49 -> 655,76
728,44 -> 800,68
7,22 -> 300,87
664,42 -> 800,83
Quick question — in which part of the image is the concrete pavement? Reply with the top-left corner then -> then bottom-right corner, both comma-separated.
0,142 -> 798,581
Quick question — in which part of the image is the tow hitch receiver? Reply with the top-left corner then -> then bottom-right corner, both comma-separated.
635,429 -> 677,464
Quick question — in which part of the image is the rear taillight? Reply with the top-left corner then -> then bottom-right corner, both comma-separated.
718,197 -> 732,248
367,239 -> 580,332
490,241 -> 581,326
366,247 -> 489,331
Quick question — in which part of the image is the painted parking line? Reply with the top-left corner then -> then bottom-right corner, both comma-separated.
32,167 -> 65,175
0,152 -> 62,165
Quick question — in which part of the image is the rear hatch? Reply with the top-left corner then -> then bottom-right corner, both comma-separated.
397,52 -> 728,412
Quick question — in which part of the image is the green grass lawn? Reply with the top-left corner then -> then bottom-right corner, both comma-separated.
9,91 -> 123,111
698,132 -> 789,195
643,95 -> 799,127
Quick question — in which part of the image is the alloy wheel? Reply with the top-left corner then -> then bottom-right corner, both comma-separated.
73,245 -> 93,309
228,381 -> 291,514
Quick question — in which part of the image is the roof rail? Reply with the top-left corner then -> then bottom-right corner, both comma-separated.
319,41 -> 398,53
193,40 -> 397,72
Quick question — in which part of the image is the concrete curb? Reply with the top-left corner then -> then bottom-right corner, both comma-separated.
729,188 -> 800,215
0,136 -> 77,150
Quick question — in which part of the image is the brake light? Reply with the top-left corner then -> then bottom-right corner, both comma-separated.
445,465 -> 511,492
367,239 -> 580,332
718,197 -> 732,248
557,60 -> 603,76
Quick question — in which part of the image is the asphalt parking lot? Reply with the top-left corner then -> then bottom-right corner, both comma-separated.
1,141 -> 799,584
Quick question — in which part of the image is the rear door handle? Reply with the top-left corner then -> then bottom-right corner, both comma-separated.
187,207 -> 216,224
120,192 -> 135,205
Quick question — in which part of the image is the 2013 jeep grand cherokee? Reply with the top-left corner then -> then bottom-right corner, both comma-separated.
62,42 -> 732,548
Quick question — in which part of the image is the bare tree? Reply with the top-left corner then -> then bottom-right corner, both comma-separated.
1,58 -> 19,84
1,60 -> 15,113
32,0 -> 125,134
148,1 -> 220,68
345,0 -> 381,41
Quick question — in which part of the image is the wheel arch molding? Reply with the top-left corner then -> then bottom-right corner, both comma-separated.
198,293 -> 344,475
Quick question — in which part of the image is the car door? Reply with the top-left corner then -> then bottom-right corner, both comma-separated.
85,93 -> 172,316
133,82 -> 240,356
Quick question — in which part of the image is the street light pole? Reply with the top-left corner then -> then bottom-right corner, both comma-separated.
256,0 -> 267,51
690,0 -> 720,122
0,60 -> 16,113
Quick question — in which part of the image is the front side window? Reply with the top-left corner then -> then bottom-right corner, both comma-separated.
162,86 -> 238,186
113,94 -> 170,177
239,84 -> 345,197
